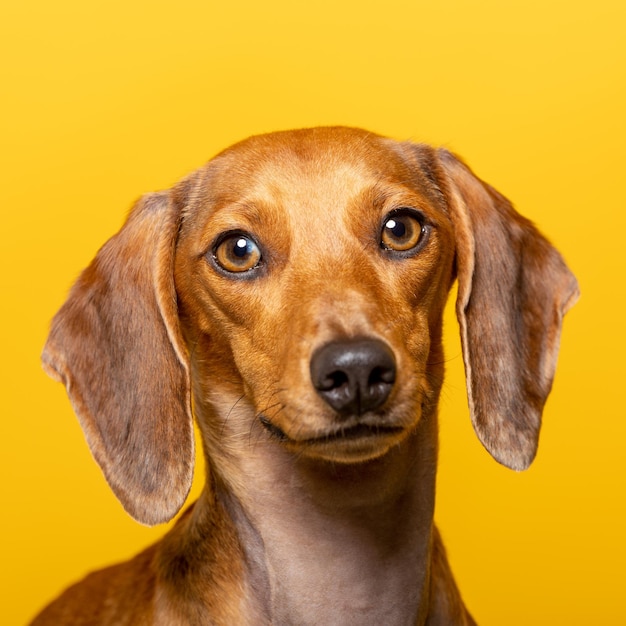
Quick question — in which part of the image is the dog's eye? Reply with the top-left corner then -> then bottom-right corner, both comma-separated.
213,233 -> 262,273
381,210 -> 428,254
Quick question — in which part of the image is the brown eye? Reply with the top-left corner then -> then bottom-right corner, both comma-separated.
213,233 -> 262,273
381,210 -> 426,253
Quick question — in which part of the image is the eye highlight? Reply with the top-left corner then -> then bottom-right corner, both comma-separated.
380,209 -> 429,255
212,232 -> 262,274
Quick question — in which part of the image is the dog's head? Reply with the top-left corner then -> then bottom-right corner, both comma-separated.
42,127 -> 578,524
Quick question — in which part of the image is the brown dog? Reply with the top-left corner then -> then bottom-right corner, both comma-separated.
33,127 -> 578,625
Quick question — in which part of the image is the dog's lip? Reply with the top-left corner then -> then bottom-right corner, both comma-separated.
304,423 -> 405,444
259,415 -> 290,441
259,415 -> 403,445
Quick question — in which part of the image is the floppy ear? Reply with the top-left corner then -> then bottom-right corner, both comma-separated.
438,150 -> 579,470
42,191 -> 193,525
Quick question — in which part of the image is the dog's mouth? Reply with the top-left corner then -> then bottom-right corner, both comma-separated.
259,415 -> 405,461
305,422 -> 404,444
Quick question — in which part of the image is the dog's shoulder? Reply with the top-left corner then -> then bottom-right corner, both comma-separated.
31,544 -> 159,626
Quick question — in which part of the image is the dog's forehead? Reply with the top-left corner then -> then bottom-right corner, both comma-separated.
179,128 -> 446,251
204,127 -> 423,198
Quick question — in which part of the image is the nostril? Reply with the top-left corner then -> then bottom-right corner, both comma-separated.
369,365 -> 396,387
319,370 -> 350,392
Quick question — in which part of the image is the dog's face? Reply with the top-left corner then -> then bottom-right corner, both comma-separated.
42,127 -> 578,524
173,128 -> 455,465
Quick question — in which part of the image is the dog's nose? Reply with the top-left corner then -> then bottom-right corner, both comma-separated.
310,339 -> 396,416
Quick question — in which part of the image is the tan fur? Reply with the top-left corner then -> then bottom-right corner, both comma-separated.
33,127 -> 578,625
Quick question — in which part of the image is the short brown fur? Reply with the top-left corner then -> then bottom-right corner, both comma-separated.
34,127 -> 578,625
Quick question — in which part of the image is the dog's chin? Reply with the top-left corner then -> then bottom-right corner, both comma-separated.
259,416 -> 408,464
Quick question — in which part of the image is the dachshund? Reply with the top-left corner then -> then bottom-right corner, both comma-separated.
33,127 -> 578,625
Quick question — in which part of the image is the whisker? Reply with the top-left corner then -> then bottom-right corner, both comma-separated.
220,394 -> 246,439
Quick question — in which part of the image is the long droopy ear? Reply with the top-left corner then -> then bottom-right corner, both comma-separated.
42,192 -> 193,525
438,150 -> 579,470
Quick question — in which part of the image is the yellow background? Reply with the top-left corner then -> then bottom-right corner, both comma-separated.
2,1 -> 624,624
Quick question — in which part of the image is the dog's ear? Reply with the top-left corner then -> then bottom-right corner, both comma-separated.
438,150 -> 579,470
42,190 -> 193,525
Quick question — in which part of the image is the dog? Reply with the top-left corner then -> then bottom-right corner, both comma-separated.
32,127 -> 578,625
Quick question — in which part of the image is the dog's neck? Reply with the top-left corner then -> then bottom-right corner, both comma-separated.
201,408 -> 440,626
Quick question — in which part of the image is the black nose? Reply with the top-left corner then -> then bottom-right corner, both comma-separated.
310,338 -> 396,416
